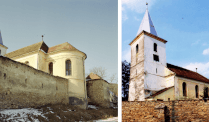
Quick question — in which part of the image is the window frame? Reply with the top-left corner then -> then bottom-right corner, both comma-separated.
195,85 -> 199,98
153,54 -> 159,62
49,62 -> 53,75
136,44 -> 138,54
182,82 -> 187,97
66,59 -> 72,76
154,43 -> 157,52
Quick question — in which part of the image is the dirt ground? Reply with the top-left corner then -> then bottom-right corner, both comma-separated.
0,104 -> 118,122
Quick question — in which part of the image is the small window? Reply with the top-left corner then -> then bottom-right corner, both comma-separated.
136,70 -> 137,75
195,85 -> 199,98
168,98 -> 170,101
154,43 -> 157,52
136,44 -> 138,54
66,60 -> 71,76
204,87 -> 208,98
183,82 -> 187,97
156,68 -> 157,73
0,50 -> 1,55
153,55 -> 159,62
49,62 -> 53,75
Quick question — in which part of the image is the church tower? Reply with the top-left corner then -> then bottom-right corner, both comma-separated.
128,4 -> 168,101
0,31 -> 8,56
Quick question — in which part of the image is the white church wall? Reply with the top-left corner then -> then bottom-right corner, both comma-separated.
143,35 -> 167,92
128,79 -> 136,101
177,76 -> 209,100
0,45 -> 7,56
165,75 -> 175,87
130,35 -> 144,68
130,61 -> 144,80
14,53 -> 38,68
38,50 -> 47,71
46,50 -> 86,99
144,35 -> 166,66
129,34 -> 145,101
144,73 -> 165,90
128,74 -> 145,101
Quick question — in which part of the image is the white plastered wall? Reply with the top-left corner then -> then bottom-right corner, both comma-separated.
144,35 -> 168,91
46,50 -> 86,98
129,35 -> 145,101
14,53 -> 38,68
0,44 -> 7,56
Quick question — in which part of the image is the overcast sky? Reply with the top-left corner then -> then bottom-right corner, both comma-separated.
122,0 -> 209,78
0,0 -> 118,83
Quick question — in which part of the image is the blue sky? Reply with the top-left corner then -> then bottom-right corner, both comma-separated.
0,0 -> 118,83
122,0 -> 209,78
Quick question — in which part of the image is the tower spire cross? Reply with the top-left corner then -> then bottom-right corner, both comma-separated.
146,2 -> 148,9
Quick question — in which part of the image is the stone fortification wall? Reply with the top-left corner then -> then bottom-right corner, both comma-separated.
109,83 -> 118,96
87,79 -> 117,108
87,80 -> 110,108
0,56 -> 68,109
123,100 -> 209,122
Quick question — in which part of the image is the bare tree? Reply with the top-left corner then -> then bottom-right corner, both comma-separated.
89,66 -> 107,79
109,73 -> 118,83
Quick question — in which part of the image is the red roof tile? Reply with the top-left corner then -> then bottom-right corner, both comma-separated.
167,63 -> 209,84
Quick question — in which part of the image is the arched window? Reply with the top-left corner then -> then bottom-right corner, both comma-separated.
154,43 -> 157,52
136,44 -> 138,54
204,87 -> 208,98
66,60 -> 71,75
0,49 -> 1,55
25,61 -> 29,65
182,82 -> 187,97
49,62 -> 53,75
195,85 -> 199,98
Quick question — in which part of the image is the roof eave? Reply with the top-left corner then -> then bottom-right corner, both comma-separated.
129,30 -> 167,46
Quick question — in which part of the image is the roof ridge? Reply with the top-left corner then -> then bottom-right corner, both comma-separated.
167,63 -> 190,71
167,63 -> 209,84
5,41 -> 44,58
8,41 -> 43,53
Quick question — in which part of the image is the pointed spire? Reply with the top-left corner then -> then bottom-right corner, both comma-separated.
0,31 -> 3,45
136,3 -> 158,36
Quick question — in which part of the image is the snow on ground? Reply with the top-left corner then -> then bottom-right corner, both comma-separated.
0,108 -> 47,122
0,107 -> 117,121
96,117 -> 118,122
88,105 -> 99,110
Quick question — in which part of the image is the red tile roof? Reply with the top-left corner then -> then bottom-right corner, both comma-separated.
6,41 -> 87,59
86,72 -> 101,80
5,41 -> 48,58
48,42 -> 87,59
167,63 -> 209,84
48,42 -> 78,53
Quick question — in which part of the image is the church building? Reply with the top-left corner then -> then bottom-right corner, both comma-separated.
128,5 -> 209,101
0,33 -> 87,107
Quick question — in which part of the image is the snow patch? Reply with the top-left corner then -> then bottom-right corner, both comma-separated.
0,108 -> 48,121
88,105 -> 99,110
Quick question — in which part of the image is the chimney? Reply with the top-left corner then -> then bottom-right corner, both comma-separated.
196,68 -> 197,72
